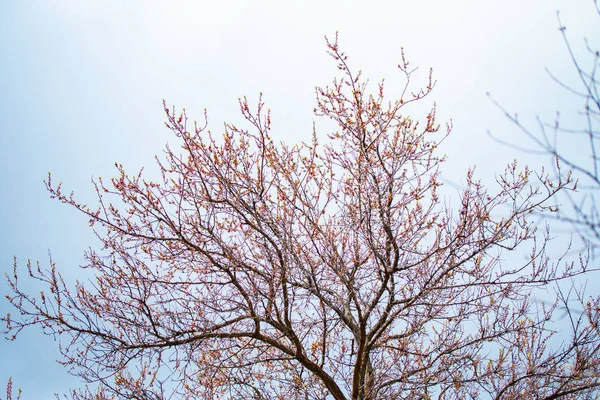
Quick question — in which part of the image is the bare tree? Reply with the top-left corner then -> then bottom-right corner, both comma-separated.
489,1 -> 600,257
4,35 -> 600,399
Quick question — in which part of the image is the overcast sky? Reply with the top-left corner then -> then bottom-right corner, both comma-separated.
1,1 -> 598,397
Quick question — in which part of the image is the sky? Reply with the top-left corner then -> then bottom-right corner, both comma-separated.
0,0 -> 598,397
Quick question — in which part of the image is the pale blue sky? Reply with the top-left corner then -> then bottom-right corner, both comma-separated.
1,1 -> 597,397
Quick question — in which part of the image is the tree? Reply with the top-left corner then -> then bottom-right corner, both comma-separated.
3,35 -> 600,399
489,1 -> 600,257
3,378 -> 21,400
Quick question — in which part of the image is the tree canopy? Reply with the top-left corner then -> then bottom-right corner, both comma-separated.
4,35 -> 600,399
